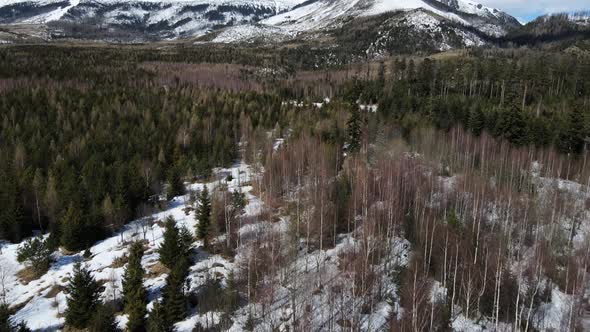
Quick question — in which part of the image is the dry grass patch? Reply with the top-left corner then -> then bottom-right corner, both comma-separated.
146,262 -> 170,278
44,284 -> 65,298
59,247 -> 78,256
36,284 -> 51,296
183,206 -> 195,215
111,254 -> 128,268
16,266 -> 43,284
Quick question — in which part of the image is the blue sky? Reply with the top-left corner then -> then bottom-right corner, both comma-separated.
478,0 -> 589,22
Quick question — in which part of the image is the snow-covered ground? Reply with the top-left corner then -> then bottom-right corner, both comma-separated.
3,139 -> 588,332
0,143 -> 407,331
0,161 -> 256,331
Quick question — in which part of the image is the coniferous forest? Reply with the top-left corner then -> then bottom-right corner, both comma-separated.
0,42 -> 589,331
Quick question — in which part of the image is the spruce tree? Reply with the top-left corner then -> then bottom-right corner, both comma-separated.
195,187 -> 212,248
495,106 -> 529,146
146,300 -> 173,332
558,105 -> 587,154
60,204 -> 85,252
166,166 -> 184,200
158,216 -> 181,269
43,171 -> 59,225
346,108 -> 362,153
65,262 -> 101,329
46,219 -> 61,252
178,225 -> 193,257
88,304 -> 119,332
0,307 -> 31,332
16,236 -> 52,276
161,258 -> 189,324
122,241 -> 147,332
223,272 -> 239,314
0,303 -> 11,332
468,106 -> 485,137
230,190 -> 246,216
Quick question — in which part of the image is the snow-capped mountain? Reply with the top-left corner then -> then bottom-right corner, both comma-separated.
0,0 -> 520,43
219,0 -> 519,39
0,0 -> 306,38
214,0 -> 521,54
568,12 -> 590,27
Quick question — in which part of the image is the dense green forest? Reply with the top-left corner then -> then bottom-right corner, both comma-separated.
0,45 -> 289,247
357,50 -> 590,152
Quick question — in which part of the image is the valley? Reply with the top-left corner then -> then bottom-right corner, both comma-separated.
0,1 -> 589,332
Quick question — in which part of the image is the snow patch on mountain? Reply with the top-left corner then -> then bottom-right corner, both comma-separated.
363,0 -> 498,24
263,0 -> 361,30
410,16 -> 484,48
457,0 -> 501,18
213,24 -> 291,43
568,12 -> 590,26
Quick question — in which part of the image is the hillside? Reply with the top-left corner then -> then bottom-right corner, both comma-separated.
0,44 -> 589,332
505,12 -> 590,47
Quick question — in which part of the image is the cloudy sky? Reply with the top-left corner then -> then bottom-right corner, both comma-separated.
478,0 -> 589,22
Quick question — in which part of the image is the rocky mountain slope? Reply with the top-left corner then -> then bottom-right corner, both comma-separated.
214,0 -> 520,43
503,12 -> 590,50
0,0 -> 520,44
0,0 -> 305,39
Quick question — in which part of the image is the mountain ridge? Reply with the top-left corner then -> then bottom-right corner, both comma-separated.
0,0 -> 520,42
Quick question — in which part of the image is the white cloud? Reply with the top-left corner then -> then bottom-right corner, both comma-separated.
477,0 -> 589,21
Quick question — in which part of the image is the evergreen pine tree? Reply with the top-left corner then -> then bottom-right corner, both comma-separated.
60,204 -> 85,252
0,164 -> 34,244
195,187 -> 211,248
558,105 -> 587,154
43,171 -> 59,225
158,216 -> 181,269
122,241 -> 147,332
346,108 -> 362,153
166,166 -> 184,200
161,257 -> 189,324
0,193 -> 27,244
16,236 -> 52,276
146,300 -> 173,332
495,106 -> 529,146
0,303 -> 12,332
223,272 -> 239,314
468,106 -> 485,137
178,225 -> 193,257
113,194 -> 128,233
46,219 -> 61,252
65,262 -> 101,329
230,190 -> 246,216
88,304 -> 119,332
